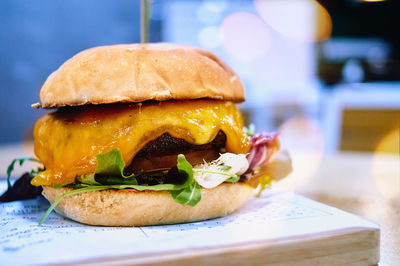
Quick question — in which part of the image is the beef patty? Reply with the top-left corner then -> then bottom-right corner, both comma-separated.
126,131 -> 226,173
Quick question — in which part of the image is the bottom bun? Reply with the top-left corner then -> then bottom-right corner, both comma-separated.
42,183 -> 254,226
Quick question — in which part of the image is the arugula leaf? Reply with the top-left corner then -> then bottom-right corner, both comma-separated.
78,151 -> 195,191
77,148 -> 139,186
95,148 -> 136,179
6,158 -> 41,188
95,176 -> 139,185
101,154 -> 198,193
170,182 -> 201,206
169,154 -> 201,206
176,154 -> 193,180
77,174 -> 101,185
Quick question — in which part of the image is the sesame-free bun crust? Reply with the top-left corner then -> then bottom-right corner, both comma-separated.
42,183 -> 254,226
38,43 -> 245,108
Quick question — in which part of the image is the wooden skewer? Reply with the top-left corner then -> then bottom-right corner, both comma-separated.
141,0 -> 152,43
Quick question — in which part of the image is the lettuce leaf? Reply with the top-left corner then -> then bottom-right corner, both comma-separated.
40,150 -> 202,225
77,150 -> 197,192
90,154 -> 201,205
95,148 -> 136,179
77,174 -> 101,185
77,148 -> 137,185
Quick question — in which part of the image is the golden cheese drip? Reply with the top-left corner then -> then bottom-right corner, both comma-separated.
32,100 -> 250,186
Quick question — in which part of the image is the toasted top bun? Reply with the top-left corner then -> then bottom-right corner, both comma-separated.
36,43 -> 245,108
42,183 -> 254,226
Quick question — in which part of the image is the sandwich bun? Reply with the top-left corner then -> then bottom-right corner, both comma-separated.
37,43 -> 244,108
42,183 -> 254,226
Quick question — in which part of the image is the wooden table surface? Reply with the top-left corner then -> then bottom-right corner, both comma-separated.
1,142 -> 399,265
274,150 -> 400,265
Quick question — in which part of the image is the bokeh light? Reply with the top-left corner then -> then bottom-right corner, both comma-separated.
360,0 -> 387,2
196,2 -> 224,25
372,127 -> 400,199
274,115 -> 325,192
198,26 -> 221,49
202,0 -> 229,13
219,12 -> 270,61
254,0 -> 332,42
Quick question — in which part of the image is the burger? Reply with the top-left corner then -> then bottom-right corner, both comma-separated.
29,43 -> 292,226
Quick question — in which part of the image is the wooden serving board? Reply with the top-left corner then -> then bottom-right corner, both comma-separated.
0,188 -> 379,266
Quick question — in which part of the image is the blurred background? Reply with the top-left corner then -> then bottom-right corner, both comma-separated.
0,0 -> 399,154
0,0 -> 399,263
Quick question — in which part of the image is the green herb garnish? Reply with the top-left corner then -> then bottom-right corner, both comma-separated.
170,154 -> 201,206
6,158 -> 42,188
218,163 -> 232,171
243,124 -> 256,137
39,150 -> 203,225
224,175 -> 240,183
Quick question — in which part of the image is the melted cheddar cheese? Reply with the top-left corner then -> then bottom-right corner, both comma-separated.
32,100 -> 250,186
